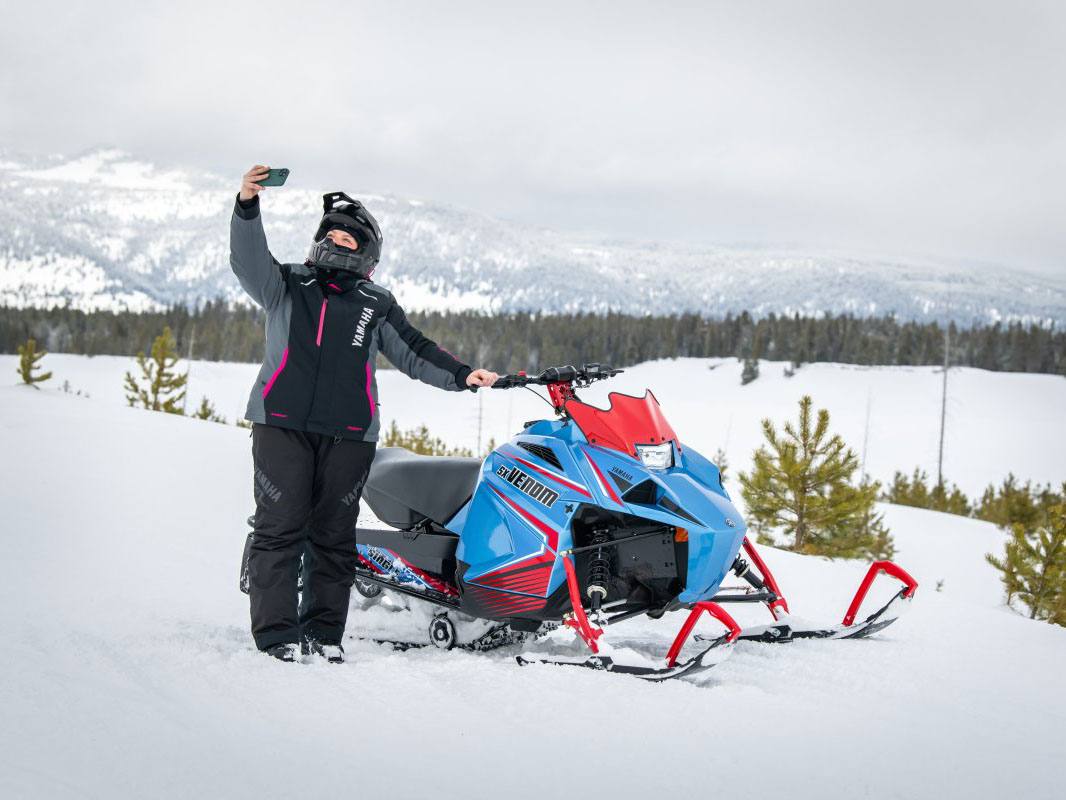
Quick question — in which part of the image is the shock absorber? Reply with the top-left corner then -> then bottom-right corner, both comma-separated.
586,527 -> 612,612
732,555 -> 778,603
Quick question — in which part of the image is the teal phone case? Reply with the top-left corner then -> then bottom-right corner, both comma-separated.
259,168 -> 289,187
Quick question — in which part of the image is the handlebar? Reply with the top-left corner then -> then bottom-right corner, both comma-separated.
492,363 -> 623,389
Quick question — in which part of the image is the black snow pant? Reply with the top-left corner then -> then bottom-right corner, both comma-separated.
248,423 -> 376,650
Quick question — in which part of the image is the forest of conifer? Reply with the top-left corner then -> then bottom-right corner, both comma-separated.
1,304 -> 1062,375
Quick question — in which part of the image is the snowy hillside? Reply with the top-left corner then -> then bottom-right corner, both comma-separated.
6,353 -> 1063,499
2,148 -> 1065,323
2,378 -> 1065,799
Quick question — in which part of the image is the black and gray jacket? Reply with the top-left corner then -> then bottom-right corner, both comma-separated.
230,195 -> 473,441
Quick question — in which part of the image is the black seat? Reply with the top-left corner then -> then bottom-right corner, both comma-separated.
362,447 -> 482,530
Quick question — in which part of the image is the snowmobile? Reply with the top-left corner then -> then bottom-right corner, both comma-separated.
243,363 -> 919,680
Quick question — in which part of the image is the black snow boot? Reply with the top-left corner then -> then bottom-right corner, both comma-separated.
264,643 -> 300,662
303,638 -> 345,664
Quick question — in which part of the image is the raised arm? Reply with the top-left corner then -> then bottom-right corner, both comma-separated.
229,165 -> 284,311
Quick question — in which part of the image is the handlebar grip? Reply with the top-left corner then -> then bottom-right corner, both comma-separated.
540,365 -> 579,383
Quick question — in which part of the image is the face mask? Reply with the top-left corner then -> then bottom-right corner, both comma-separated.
306,237 -> 377,278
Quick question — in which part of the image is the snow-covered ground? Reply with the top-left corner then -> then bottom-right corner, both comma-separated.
4,353 -> 1063,498
1,367 -> 1065,798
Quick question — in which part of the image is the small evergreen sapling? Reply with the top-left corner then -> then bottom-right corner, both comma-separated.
976,474 -> 1047,529
124,326 -> 188,414
712,447 -> 729,481
986,502 -> 1066,626
883,468 -> 972,516
16,338 -> 52,388
739,395 -> 893,559
192,396 -> 226,424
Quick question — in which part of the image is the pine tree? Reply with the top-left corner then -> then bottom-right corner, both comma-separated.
123,326 -> 188,413
884,468 -> 972,517
712,447 -> 729,481
884,471 -> 911,504
192,396 -> 226,424
382,421 -> 473,457
986,502 -> 1066,624
908,470 -> 932,508
976,474 -> 1043,529
739,395 -> 893,559
16,338 -> 52,388
929,480 -> 972,516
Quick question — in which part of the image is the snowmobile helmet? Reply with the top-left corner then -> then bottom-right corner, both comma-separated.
306,192 -> 383,277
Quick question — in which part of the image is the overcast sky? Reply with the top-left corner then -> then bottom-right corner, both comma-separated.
1,0 -> 1063,275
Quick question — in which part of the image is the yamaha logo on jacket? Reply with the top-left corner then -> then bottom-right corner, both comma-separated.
351,306 -> 374,348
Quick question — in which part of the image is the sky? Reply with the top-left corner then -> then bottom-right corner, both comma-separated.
1,0 -> 1064,276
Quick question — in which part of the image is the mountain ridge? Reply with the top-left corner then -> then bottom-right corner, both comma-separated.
1,148 -> 1063,323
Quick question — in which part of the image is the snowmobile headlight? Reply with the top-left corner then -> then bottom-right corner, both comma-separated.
635,443 -> 673,470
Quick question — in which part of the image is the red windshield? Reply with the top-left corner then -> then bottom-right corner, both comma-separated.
565,390 -> 679,458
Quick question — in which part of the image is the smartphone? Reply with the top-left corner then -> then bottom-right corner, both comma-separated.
259,168 -> 289,187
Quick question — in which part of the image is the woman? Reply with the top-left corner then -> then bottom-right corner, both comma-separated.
230,165 -> 497,663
